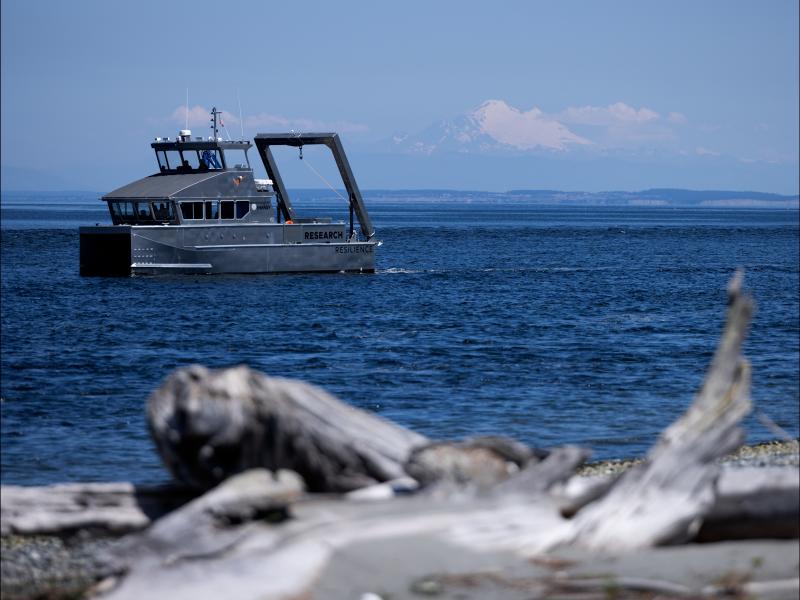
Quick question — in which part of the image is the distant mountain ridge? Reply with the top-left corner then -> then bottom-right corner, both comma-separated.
286,188 -> 798,208
501,188 -> 800,207
357,188 -> 798,208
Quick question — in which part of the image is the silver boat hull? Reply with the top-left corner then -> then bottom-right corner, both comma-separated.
80,224 -> 378,275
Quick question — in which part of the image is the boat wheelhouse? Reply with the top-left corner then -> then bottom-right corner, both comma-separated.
79,108 -> 378,275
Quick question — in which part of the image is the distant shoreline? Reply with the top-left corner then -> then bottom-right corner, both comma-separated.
1,188 -> 798,209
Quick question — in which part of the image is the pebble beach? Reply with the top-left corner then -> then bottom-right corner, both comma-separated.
576,439 -> 799,476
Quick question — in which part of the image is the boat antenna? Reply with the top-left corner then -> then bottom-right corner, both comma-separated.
237,89 -> 245,140
210,106 -> 221,139
185,88 -> 189,130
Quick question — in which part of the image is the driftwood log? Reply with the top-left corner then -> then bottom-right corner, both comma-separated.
2,273 -> 798,599
146,366 -> 550,493
147,366 -> 429,492
0,483 -> 193,536
4,466 -> 794,541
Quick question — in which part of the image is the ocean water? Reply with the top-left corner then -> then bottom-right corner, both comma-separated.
1,196 -> 798,486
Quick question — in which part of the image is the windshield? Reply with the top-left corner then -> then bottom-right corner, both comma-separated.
108,200 -> 177,224
155,148 -> 224,172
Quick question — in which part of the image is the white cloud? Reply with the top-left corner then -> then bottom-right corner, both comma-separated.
552,101 -> 684,149
559,102 -> 660,126
472,99 -> 591,150
695,146 -> 720,157
165,106 -> 367,135
169,105 -> 216,128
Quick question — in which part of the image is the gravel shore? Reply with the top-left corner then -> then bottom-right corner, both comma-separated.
0,534 -> 118,600
576,439 -> 799,476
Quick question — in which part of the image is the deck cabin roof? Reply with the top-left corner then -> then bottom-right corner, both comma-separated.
102,171 -> 227,200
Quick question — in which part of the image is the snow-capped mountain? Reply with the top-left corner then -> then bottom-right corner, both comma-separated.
389,100 -> 591,155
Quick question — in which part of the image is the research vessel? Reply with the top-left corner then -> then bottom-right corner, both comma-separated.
79,108 -> 378,275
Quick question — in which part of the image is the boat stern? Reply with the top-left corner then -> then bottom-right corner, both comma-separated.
79,226 -> 132,276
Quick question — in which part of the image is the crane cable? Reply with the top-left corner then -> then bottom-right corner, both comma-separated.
299,147 -> 348,202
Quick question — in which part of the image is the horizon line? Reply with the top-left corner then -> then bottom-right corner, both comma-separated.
1,187 -> 798,197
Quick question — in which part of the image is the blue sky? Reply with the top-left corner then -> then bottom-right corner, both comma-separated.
2,0 -> 798,193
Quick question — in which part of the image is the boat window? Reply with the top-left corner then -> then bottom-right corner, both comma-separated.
180,202 -> 204,220
109,201 -> 136,224
163,150 -> 184,171
220,200 -> 235,220
205,200 -> 219,220
152,201 -> 174,221
135,202 -> 155,223
236,200 -> 250,219
225,148 -> 250,169
181,152 -> 202,171
155,149 -> 202,172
